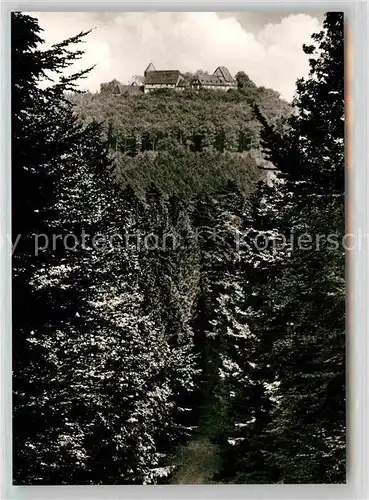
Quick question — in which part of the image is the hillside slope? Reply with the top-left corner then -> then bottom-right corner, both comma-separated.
71,85 -> 291,197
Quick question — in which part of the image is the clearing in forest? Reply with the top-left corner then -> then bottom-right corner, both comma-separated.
169,437 -> 221,484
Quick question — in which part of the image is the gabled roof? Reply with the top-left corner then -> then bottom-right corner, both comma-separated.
129,75 -> 145,85
100,80 -> 143,95
213,66 -> 234,82
192,74 -> 233,86
144,62 -> 156,74
145,70 -> 182,85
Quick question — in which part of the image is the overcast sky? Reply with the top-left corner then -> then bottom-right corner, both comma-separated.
29,11 -> 325,101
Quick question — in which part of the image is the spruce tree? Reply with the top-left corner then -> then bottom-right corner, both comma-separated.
12,12 -> 100,483
12,12 -> 199,485
230,12 -> 346,483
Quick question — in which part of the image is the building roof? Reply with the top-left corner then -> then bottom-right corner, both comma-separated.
145,70 -> 182,85
129,75 -> 145,85
144,62 -> 156,74
100,80 -> 143,95
213,66 -> 235,83
192,74 -> 234,86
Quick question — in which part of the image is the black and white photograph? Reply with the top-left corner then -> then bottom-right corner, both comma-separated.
11,11 -> 345,485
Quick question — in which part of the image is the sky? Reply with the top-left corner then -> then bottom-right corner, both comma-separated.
29,11 -> 325,102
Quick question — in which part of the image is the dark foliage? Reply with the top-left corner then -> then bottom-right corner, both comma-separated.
12,12 -> 345,486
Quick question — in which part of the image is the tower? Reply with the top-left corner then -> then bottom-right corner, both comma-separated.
144,62 -> 156,78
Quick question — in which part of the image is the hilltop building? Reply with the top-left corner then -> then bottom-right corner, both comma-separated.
143,63 -> 236,93
191,66 -> 236,91
143,63 -> 185,93
99,64 -> 237,95
100,78 -> 142,95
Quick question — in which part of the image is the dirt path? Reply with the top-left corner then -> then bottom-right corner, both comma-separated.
169,437 -> 221,484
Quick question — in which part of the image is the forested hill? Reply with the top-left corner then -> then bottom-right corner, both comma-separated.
70,83 -> 291,197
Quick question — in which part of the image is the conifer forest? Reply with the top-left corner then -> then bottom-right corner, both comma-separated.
12,12 -> 345,484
